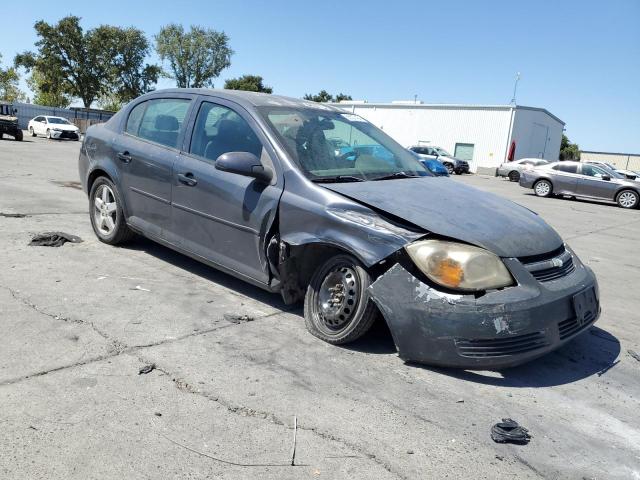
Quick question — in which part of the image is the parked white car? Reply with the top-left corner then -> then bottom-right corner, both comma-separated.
28,116 -> 80,140
497,158 -> 550,182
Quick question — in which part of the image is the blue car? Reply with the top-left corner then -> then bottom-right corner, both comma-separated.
421,158 -> 449,176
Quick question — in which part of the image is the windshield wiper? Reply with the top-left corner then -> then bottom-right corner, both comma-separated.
371,171 -> 421,181
311,175 -> 365,183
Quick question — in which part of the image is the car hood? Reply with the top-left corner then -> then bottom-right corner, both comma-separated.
323,177 -> 563,258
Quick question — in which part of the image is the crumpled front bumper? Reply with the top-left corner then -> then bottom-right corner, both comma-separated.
369,253 -> 600,369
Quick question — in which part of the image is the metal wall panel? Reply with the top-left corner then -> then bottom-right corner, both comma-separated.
12,102 -> 114,131
511,108 -> 564,161
580,151 -> 640,171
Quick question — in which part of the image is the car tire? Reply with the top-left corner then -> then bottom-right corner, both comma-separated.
30,126 -> 36,137
0,132 -> 3,140
508,170 -> 520,182
616,189 -> 639,209
89,176 -> 135,245
14,130 -> 23,141
46,129 -> 51,140
534,179 -> 553,197
304,254 -> 378,345
443,163 -> 454,175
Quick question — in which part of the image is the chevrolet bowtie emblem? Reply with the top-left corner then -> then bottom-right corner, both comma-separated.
552,258 -> 564,268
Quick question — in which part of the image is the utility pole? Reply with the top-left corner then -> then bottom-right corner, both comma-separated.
510,72 -> 521,105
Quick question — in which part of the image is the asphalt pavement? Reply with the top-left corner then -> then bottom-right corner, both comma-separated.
1,134 -> 639,479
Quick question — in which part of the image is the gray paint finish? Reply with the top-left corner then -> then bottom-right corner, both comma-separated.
324,177 -> 563,258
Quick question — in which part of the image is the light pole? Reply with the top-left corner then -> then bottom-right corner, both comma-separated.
510,72 -> 521,105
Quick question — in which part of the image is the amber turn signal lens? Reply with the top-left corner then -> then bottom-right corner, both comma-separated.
432,258 -> 464,288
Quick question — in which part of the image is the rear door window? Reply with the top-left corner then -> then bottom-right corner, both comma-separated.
126,98 -> 191,149
553,164 -> 578,174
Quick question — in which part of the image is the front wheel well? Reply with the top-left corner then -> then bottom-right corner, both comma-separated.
278,242 -> 371,304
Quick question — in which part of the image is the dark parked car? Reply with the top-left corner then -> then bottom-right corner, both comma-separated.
79,89 -> 600,368
520,161 -> 640,209
409,145 -> 470,175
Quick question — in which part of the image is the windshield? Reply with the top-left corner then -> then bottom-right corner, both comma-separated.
258,107 -> 431,181
48,117 -> 71,125
434,147 -> 451,157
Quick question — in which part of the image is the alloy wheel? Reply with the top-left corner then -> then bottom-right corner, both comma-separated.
618,191 -> 638,208
93,184 -> 118,235
535,181 -> 551,196
317,265 -> 360,331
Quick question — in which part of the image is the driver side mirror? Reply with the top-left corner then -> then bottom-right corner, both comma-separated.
602,175 -> 611,181
215,151 -> 273,184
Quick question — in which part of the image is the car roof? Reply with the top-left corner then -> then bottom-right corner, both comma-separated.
143,88 -> 343,111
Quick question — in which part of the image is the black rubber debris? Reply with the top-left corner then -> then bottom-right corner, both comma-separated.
628,349 -> 640,363
223,314 -> 255,324
1,213 -> 29,218
29,232 -> 83,247
491,418 -> 531,445
138,364 -> 156,375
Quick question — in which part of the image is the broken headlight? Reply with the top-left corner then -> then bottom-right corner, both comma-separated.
405,239 -> 514,292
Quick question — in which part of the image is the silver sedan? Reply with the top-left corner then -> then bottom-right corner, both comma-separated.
519,161 -> 640,209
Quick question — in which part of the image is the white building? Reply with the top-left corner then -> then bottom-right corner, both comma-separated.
329,101 -> 565,174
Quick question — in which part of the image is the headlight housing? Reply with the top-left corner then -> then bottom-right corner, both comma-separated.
405,239 -> 514,292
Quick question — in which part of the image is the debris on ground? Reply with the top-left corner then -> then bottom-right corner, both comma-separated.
138,364 -> 156,375
132,285 -> 151,292
491,418 -> 532,445
0,212 -> 29,218
456,398 -> 465,403
51,180 -> 83,190
223,314 -> 255,324
154,412 -> 162,417
29,232 -> 82,247
628,350 -> 640,362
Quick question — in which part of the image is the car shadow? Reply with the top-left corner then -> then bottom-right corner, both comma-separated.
120,236 -> 290,311
414,326 -> 621,387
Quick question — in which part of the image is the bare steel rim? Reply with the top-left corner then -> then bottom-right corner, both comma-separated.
618,191 -> 638,208
316,265 -> 360,332
535,180 -> 551,196
93,184 -> 118,236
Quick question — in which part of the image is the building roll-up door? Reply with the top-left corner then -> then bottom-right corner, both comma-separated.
454,143 -> 474,161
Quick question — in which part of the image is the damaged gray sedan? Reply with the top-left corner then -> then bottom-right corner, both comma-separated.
78,89 -> 600,369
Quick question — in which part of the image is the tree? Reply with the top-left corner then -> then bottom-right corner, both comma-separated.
224,75 -> 272,93
155,24 -> 233,88
303,90 -> 352,103
26,68 -> 71,108
334,93 -> 352,102
559,134 -> 580,160
15,16 -> 159,108
101,26 -> 160,106
0,54 -> 26,102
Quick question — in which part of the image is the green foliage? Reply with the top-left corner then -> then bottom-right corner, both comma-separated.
559,134 -> 580,160
26,68 -> 71,108
15,16 -> 159,108
155,24 -> 233,88
303,90 -> 352,103
224,75 -> 272,93
0,54 -> 26,102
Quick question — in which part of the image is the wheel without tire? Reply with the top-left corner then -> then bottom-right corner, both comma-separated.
508,170 -> 520,182
89,176 -> 135,245
534,179 -> 553,197
30,126 -> 36,137
304,254 -> 378,345
616,189 -> 639,209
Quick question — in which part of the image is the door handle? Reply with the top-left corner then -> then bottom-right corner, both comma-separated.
117,151 -> 132,163
177,172 -> 198,187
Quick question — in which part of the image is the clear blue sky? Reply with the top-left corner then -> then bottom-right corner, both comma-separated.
2,0 -> 638,153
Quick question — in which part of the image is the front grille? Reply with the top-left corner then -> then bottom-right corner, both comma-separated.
455,331 -> 549,358
60,131 -> 78,139
558,311 -> 596,340
520,245 -> 575,283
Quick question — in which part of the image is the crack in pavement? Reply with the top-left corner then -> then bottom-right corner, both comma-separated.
0,285 -> 292,387
132,352 -> 407,480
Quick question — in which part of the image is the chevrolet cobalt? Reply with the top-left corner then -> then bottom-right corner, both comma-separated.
79,89 -> 600,368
